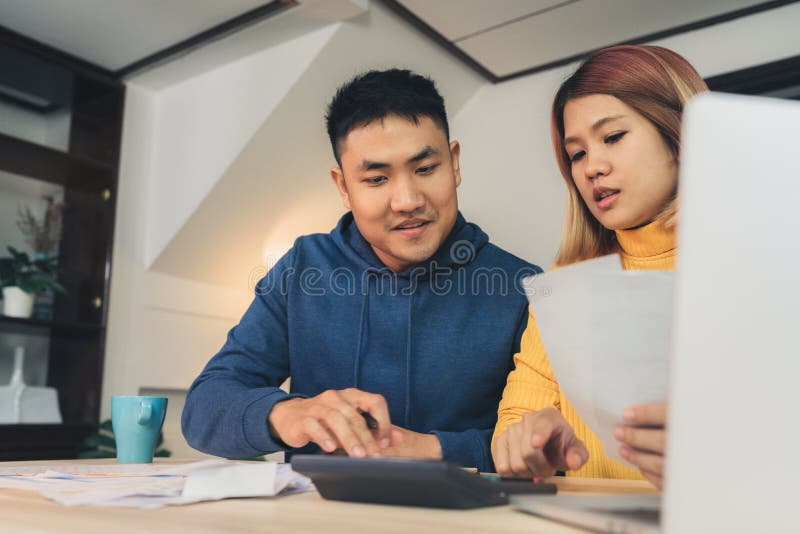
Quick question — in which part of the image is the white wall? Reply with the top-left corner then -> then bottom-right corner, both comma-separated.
453,64 -> 573,268
145,2 -> 484,288
103,84 -> 254,393
143,24 -> 339,268
453,1 -> 800,267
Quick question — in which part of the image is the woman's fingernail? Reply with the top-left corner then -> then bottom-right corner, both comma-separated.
380,438 -> 390,449
619,446 -> 630,458
531,433 -> 543,447
614,426 -> 625,440
623,408 -> 635,422
353,446 -> 366,458
324,439 -> 335,451
533,477 -> 544,484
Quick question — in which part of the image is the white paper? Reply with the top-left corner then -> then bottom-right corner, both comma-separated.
179,462 -> 277,503
523,255 -> 671,465
0,459 -> 225,477
0,460 -> 313,508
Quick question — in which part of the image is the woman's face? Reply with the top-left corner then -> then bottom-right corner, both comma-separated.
563,94 -> 678,230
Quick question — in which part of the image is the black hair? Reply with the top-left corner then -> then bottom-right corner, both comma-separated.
325,69 -> 449,165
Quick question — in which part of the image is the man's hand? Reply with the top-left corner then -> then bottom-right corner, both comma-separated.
381,425 -> 441,460
268,388 -> 393,458
493,408 -> 588,478
615,403 -> 667,489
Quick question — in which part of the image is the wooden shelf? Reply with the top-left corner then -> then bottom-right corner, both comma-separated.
0,314 -> 102,334
0,132 -> 114,193
0,423 -> 95,460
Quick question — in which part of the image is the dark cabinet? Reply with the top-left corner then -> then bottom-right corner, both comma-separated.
0,29 -> 124,460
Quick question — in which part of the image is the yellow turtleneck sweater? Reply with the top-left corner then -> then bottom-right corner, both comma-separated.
493,220 -> 676,479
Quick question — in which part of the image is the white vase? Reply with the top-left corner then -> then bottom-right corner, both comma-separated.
2,286 -> 36,318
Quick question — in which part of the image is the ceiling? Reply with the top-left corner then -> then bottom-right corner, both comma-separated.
389,0 -> 793,81
0,0 -> 794,82
0,0 -> 292,74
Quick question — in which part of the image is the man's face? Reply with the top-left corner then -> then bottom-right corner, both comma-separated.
331,115 -> 461,272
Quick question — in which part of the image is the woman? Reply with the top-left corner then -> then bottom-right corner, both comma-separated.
492,45 -> 708,489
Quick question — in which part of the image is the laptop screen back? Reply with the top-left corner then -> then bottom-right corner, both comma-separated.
664,92 -> 800,532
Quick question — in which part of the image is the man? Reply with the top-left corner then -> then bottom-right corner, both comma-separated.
182,69 -> 540,471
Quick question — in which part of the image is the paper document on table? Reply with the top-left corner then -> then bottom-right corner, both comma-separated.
523,254 -> 671,465
0,460 -> 221,477
0,460 -> 313,508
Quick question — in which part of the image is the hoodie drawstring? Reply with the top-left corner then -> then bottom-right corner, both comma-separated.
403,290 -> 413,428
354,271 -> 415,428
353,281 -> 370,390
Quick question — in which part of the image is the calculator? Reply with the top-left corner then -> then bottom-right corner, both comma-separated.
290,455 -> 557,509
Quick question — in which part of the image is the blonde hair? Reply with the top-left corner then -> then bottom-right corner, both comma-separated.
551,45 -> 708,265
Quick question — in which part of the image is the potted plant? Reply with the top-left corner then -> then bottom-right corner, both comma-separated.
16,195 -> 64,257
13,195 -> 65,318
0,247 -> 65,318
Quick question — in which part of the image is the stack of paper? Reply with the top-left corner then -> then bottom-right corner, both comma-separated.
523,255 -> 672,465
0,460 -> 313,508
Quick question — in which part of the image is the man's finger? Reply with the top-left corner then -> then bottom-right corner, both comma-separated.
302,417 -> 338,452
615,426 -> 666,455
344,390 -> 392,448
623,403 -> 667,426
321,409 -> 367,458
336,402 -> 381,457
389,427 -> 404,447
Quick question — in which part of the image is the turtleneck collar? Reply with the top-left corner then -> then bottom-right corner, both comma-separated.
614,219 -> 676,259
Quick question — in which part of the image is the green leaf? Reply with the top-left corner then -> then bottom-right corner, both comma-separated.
98,420 -> 114,432
0,249 -> 67,294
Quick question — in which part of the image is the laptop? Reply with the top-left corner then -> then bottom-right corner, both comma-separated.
513,92 -> 800,532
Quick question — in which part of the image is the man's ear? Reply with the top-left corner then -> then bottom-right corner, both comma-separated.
449,140 -> 462,188
330,167 -> 351,210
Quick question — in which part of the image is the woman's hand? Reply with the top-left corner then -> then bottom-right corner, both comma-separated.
615,403 -> 667,489
493,408 -> 588,478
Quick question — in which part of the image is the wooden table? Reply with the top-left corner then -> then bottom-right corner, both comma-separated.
0,459 -> 657,533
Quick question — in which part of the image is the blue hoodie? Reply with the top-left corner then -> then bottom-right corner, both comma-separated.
182,212 -> 540,471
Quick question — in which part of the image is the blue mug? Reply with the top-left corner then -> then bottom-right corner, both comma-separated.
111,396 -> 168,463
